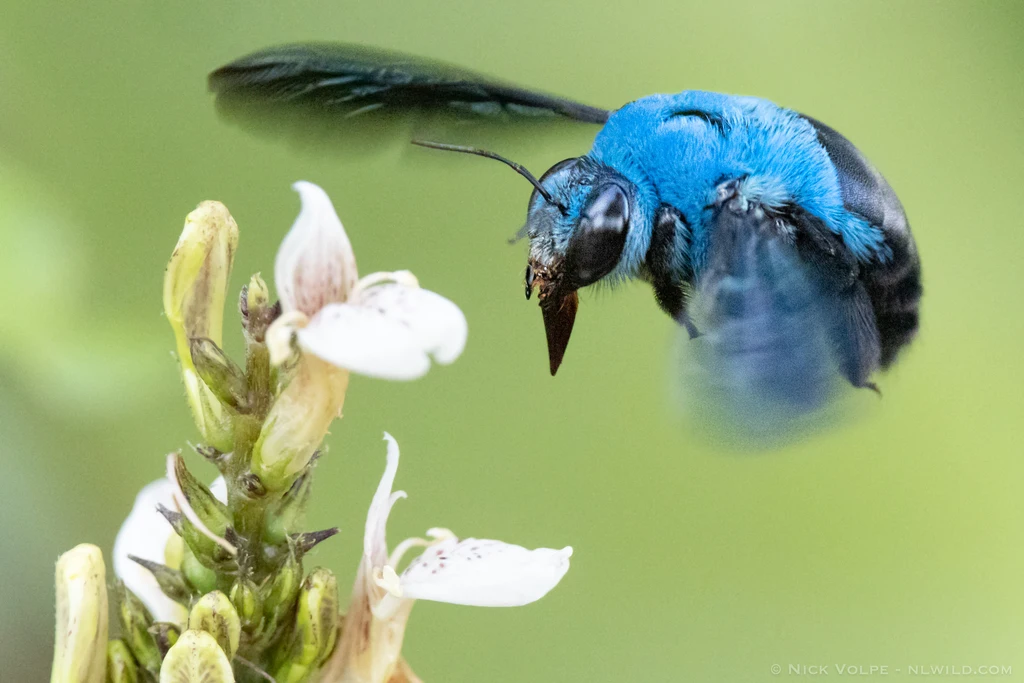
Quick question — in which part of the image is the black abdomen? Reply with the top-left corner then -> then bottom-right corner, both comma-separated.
863,235 -> 921,368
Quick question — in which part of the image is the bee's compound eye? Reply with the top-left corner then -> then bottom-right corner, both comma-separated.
525,263 -> 535,300
585,184 -> 629,233
564,184 -> 631,288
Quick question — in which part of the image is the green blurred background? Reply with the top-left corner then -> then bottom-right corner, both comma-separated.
2,1 -> 1022,681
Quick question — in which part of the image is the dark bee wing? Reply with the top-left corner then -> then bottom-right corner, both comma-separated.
209,43 -> 610,148
686,192 -> 880,440
798,115 -> 922,369
798,116 -> 907,241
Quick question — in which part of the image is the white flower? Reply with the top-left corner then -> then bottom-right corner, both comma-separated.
113,476 -> 227,625
254,181 -> 468,492
322,434 -> 572,683
266,181 -> 467,380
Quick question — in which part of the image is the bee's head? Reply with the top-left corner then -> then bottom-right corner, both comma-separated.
523,157 -> 633,374
410,141 -> 633,375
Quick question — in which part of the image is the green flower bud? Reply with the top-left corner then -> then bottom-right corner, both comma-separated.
252,355 -> 349,491
180,544 -> 217,596
246,273 -> 270,315
105,639 -> 139,683
51,544 -> 108,683
116,584 -> 161,677
272,567 -> 340,683
159,630 -> 234,683
229,578 -> 263,632
188,591 -> 241,660
169,453 -> 235,570
127,555 -> 192,603
264,471 -> 314,545
259,554 -> 302,640
190,338 -> 248,412
242,272 -> 275,343
170,453 -> 230,527
164,201 -> 239,451
165,534 -> 186,572
147,622 -> 181,660
179,518 -> 236,571
241,272 -> 276,418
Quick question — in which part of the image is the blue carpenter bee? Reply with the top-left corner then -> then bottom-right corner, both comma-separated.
210,44 -> 921,432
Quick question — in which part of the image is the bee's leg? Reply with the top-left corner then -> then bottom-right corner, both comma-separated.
647,203 -> 699,337
652,279 -> 701,339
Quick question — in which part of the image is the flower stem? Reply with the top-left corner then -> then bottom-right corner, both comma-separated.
246,341 -> 272,420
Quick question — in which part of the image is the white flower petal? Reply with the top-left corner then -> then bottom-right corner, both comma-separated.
113,480 -> 188,624
357,283 -> 467,366
298,305 -> 427,380
356,270 -> 419,291
275,181 -> 358,317
208,476 -> 227,504
400,538 -> 573,607
374,565 -> 404,598
265,310 -> 309,366
297,285 -> 467,380
364,433 -> 406,565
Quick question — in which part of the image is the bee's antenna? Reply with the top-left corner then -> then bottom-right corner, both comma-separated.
411,140 -> 568,215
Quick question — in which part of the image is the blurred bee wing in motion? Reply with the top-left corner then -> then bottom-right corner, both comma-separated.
682,199 -> 852,444
208,42 -> 611,154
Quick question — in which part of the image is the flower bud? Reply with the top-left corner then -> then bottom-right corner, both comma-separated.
159,630 -> 234,683
264,470 -> 313,545
169,453 -> 236,570
252,355 -> 349,491
164,201 -> 239,452
188,591 -> 241,660
165,533 -> 185,572
181,517 -> 234,572
51,544 -> 108,683
259,554 -> 302,639
147,622 -> 181,660
246,272 -> 270,317
116,583 -> 161,677
271,567 -> 340,683
229,578 -> 262,633
242,272 -> 276,343
105,640 -> 139,683
183,372 -> 236,453
127,555 -> 192,603
190,338 -> 248,411
180,544 -> 217,596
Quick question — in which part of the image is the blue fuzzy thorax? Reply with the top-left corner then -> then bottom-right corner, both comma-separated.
568,91 -> 887,281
